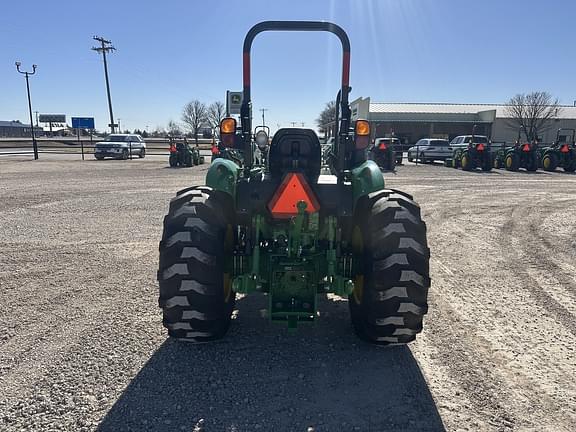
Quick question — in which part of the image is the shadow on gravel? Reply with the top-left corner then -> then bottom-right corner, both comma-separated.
98,295 -> 444,432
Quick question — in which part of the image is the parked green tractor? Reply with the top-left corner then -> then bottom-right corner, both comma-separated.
540,128 -> 576,172
449,131 -> 492,172
157,21 -> 430,345
169,137 -> 204,167
493,130 -> 539,171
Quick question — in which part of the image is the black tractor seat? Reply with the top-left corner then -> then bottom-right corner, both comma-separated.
268,128 -> 321,180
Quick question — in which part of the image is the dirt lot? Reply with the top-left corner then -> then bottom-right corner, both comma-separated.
0,157 -> 575,431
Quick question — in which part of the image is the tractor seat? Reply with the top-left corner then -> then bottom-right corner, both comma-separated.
268,128 -> 321,180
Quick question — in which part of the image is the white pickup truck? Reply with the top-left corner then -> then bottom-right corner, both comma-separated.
94,134 -> 146,160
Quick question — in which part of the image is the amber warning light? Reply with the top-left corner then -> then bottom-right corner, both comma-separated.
220,117 -> 236,147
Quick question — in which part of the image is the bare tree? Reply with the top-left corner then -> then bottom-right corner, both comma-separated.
207,101 -> 226,134
316,100 -> 337,137
182,100 -> 208,144
167,119 -> 182,136
505,92 -> 562,141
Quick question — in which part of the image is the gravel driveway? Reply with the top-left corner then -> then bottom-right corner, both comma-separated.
0,158 -> 575,431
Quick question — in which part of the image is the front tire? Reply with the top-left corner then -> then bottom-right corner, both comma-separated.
121,149 -> 129,160
139,148 -> 146,158
348,190 -> 430,345
158,187 -> 236,342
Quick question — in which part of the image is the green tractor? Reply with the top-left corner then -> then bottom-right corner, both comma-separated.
540,128 -> 576,172
169,137 -> 204,167
448,128 -> 492,172
157,21 -> 430,345
493,129 -> 539,171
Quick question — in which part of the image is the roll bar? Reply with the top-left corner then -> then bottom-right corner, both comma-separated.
240,21 -> 352,170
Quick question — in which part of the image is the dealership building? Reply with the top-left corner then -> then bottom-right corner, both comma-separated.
350,97 -> 576,144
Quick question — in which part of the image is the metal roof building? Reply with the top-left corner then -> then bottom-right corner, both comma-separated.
350,97 -> 576,144
0,120 -> 35,138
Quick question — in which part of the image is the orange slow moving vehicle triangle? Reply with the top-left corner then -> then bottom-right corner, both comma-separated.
268,173 -> 320,218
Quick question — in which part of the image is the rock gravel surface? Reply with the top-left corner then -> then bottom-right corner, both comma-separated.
0,157 -> 575,431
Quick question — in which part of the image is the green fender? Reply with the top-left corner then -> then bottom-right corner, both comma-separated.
351,160 -> 385,204
206,158 -> 240,199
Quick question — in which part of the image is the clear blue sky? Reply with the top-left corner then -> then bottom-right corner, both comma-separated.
1,0 -> 575,133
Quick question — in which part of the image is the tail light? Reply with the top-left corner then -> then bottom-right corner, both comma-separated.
560,144 -> 570,153
354,120 -> 370,149
211,145 -> 219,155
379,143 -> 387,150
522,144 -> 531,152
170,144 -> 176,153
476,143 -> 485,151
220,117 -> 237,148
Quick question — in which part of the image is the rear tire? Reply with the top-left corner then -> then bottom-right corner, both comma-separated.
386,153 -> 395,171
158,187 -> 236,342
348,190 -> 430,345
95,155 -> 104,160
460,151 -> 474,171
526,153 -> 538,171
122,149 -> 129,160
505,153 -> 519,171
139,148 -> 146,158
542,153 -> 558,172
564,160 -> 576,172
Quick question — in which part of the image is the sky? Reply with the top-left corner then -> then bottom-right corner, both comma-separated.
1,0 -> 575,133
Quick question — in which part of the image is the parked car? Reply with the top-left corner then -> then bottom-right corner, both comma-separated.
369,137 -> 403,168
94,134 -> 146,160
407,138 -> 451,163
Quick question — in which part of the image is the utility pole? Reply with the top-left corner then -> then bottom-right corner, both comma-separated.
34,111 -> 39,127
290,121 -> 297,127
117,118 -> 121,132
92,36 -> 117,133
15,62 -> 38,160
301,122 -> 305,127
259,108 -> 268,127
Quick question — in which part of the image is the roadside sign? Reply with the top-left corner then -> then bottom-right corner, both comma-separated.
228,91 -> 243,115
39,114 -> 66,123
72,117 -> 95,129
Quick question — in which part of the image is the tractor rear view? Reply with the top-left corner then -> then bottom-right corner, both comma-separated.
540,128 -> 576,172
449,130 -> 492,172
157,21 -> 430,345
493,129 -> 539,171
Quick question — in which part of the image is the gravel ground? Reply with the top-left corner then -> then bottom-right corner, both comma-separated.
0,157 -> 575,431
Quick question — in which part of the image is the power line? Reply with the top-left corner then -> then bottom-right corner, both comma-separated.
92,36 -> 117,133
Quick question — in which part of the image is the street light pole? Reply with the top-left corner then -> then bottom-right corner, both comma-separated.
15,62 -> 38,160
92,36 -> 117,133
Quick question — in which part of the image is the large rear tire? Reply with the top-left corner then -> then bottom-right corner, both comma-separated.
169,154 -> 178,167
505,153 -> 519,171
348,190 -> 430,345
460,151 -> 474,171
542,153 -> 558,172
158,187 -> 236,342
